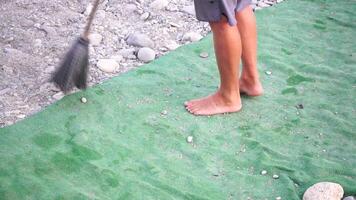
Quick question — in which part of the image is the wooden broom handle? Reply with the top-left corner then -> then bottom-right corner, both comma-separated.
83,0 -> 101,40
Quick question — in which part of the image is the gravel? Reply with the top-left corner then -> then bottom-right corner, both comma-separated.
0,0 -> 284,127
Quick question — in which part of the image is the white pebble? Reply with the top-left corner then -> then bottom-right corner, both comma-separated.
199,52 -> 209,58
183,32 -> 203,42
137,47 -> 156,63
273,174 -> 279,179
88,33 -> 103,46
97,59 -> 119,73
150,0 -> 169,10
261,170 -> 267,175
187,136 -> 193,143
81,97 -> 87,103
276,197 -> 282,200
265,70 -> 272,75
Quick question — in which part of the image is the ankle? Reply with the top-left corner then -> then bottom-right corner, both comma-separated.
240,73 -> 260,85
217,89 -> 240,104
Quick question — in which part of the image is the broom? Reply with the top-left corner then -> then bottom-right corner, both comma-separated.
51,0 -> 100,93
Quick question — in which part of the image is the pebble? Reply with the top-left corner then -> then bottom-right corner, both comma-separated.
187,136 -> 193,143
119,48 -> 136,59
137,47 -> 155,63
276,197 -> 282,200
161,110 -> 168,115
17,114 -> 26,119
265,70 -> 272,75
150,0 -> 169,10
273,174 -> 279,179
81,97 -> 87,103
183,32 -> 203,42
34,39 -> 42,47
343,197 -> 356,200
164,41 -> 180,50
261,170 -> 267,175
84,4 -> 93,15
88,33 -> 103,46
296,103 -> 304,109
258,1 -> 271,7
199,52 -> 209,58
111,55 -> 123,63
97,59 -> 119,73
126,32 -> 154,48
181,5 -> 195,16
53,92 -> 64,100
303,182 -> 344,200
140,12 -> 150,21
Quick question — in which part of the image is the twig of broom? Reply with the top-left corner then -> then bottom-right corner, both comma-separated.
51,0 -> 101,94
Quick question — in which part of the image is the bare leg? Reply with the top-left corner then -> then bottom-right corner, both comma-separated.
236,6 -> 263,96
185,16 -> 242,115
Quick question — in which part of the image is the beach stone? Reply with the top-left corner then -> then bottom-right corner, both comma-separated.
119,48 -> 136,59
181,5 -> 195,15
276,197 -> 282,200
137,47 -> 155,63
187,136 -> 193,143
88,33 -> 103,46
273,174 -> 279,179
53,92 -> 64,100
97,59 -> 119,73
81,97 -> 87,103
140,12 -> 150,21
258,1 -> 271,7
261,170 -> 267,175
343,197 -> 356,200
150,0 -> 169,10
303,182 -> 344,200
199,52 -> 209,58
265,70 -> 272,75
183,32 -> 203,42
126,32 -> 154,48
164,40 -> 180,50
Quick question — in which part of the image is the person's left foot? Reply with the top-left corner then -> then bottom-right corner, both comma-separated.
184,90 -> 242,116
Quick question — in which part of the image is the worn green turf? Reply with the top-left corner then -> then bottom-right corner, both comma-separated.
1,0 -> 355,199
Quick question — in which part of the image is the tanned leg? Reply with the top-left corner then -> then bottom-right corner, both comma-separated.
184,16 -> 242,115
236,6 -> 263,96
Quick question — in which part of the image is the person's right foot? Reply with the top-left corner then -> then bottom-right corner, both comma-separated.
239,77 -> 264,96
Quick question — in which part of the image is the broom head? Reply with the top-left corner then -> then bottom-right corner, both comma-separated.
51,37 -> 89,94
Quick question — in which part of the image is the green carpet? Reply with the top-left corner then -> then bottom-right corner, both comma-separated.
1,0 -> 355,199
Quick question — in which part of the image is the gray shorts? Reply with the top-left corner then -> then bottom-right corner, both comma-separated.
193,0 -> 252,26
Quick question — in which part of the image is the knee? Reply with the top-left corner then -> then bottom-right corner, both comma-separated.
209,16 -> 232,32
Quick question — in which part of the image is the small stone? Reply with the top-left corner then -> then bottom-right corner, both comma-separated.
187,136 -> 193,143
183,32 -> 203,42
126,32 -> 154,48
273,174 -> 279,179
150,0 -> 169,10
199,52 -> 209,58
265,70 -> 272,75
81,97 -> 87,103
258,1 -> 270,7
17,114 -> 26,119
181,5 -> 195,15
84,3 -> 93,15
140,12 -> 150,21
97,59 -> 119,73
303,182 -> 344,200
88,33 -> 103,46
137,47 -> 156,63
119,48 -> 136,58
53,92 -> 64,100
261,170 -> 267,175
276,197 -> 282,200
343,196 -> 356,200
111,55 -> 123,63
296,104 -> 304,109
34,39 -> 42,47
164,41 -> 180,50
161,110 -> 168,115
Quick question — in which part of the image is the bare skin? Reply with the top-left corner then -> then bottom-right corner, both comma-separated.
185,6 -> 263,115
237,6 -> 264,96
185,16 -> 242,115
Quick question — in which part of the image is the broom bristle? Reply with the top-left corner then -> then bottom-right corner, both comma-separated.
51,37 -> 89,93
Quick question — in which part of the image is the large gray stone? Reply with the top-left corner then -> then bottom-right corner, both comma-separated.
126,32 -> 154,48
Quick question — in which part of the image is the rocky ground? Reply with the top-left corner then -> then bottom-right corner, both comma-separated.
0,0 -> 284,127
